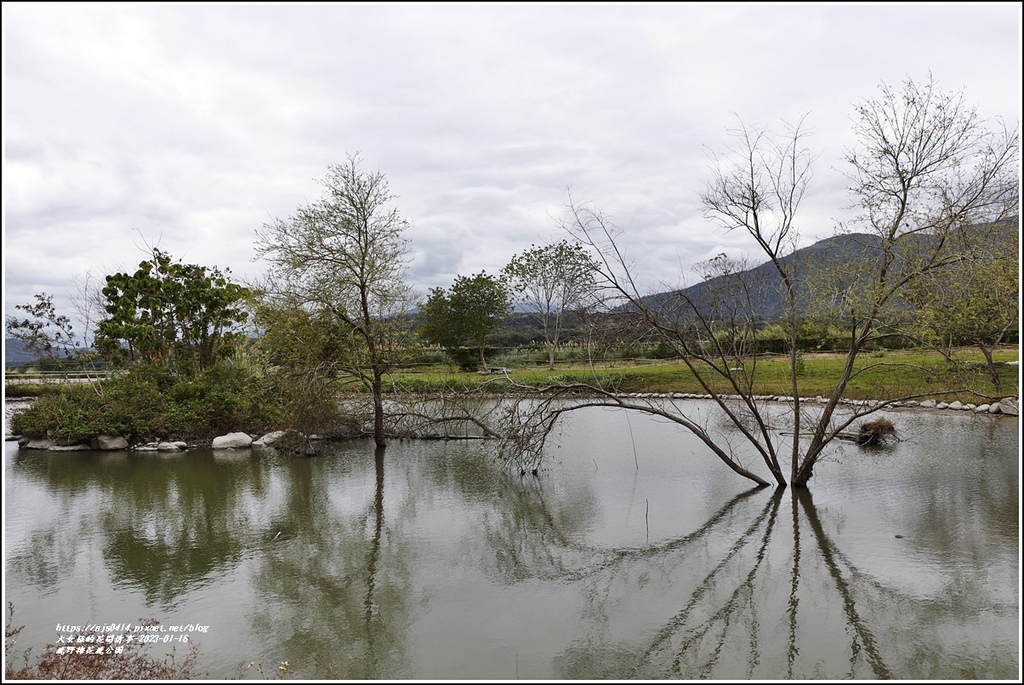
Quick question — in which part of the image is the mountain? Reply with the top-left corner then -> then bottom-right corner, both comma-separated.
4,338 -> 38,367
636,218 -> 1019,322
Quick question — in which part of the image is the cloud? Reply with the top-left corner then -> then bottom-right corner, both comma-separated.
4,3 -> 1020,339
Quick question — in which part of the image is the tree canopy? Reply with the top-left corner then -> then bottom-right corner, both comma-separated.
417,271 -> 512,371
254,153 -> 416,447
503,239 -> 600,369
96,248 -> 250,375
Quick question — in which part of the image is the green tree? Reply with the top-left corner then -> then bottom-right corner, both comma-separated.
417,271 -> 512,371
502,240 -> 599,370
254,154 -> 415,448
904,220 -> 1019,392
6,293 -> 79,363
247,290 -> 361,446
96,249 -> 250,375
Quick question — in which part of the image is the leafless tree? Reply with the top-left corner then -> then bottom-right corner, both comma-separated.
499,76 -> 1019,489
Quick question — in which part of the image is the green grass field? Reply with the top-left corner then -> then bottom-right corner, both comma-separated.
388,347 -> 1020,402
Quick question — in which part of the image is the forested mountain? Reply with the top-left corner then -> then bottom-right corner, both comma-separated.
4,338 -> 36,367
636,218 -> 1019,322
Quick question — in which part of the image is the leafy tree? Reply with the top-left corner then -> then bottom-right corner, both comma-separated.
247,290 -> 361,445
904,220 -> 1019,392
254,153 -> 416,448
502,239 -> 600,369
6,293 -> 80,363
500,75 -> 1019,489
96,248 -> 250,375
417,271 -> 512,371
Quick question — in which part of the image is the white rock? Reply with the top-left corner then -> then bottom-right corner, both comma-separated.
211,432 -> 253,449
997,397 -> 1019,416
254,430 -> 287,447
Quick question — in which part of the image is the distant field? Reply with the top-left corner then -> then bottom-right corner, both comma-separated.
4,347 -> 1018,403
388,347 -> 1020,402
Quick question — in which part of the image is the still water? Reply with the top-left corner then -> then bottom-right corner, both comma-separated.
3,401 -> 1019,680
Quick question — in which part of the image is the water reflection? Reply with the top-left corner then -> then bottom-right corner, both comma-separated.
3,404 -> 1018,680
7,450 -> 273,606
246,445 -> 414,679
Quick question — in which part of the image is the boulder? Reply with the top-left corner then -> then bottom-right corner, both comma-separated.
997,397 -> 1019,416
157,442 -> 186,452
988,403 -> 1002,414
919,400 -> 937,408
947,400 -> 963,410
254,430 -> 287,447
975,404 -> 990,413
93,435 -> 129,451
49,443 -> 90,452
23,438 -> 56,450
212,432 -> 253,449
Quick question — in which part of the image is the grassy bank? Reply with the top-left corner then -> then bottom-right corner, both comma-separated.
388,347 -> 1020,402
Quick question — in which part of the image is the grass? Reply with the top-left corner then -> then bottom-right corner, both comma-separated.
386,347 -> 1020,402
6,347 -> 1018,407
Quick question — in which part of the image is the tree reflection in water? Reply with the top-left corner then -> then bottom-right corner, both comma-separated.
4,413 -> 1017,680
247,446 -> 412,679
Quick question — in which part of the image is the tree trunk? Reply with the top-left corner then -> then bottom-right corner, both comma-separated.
372,372 -> 387,448
978,343 -> 1002,393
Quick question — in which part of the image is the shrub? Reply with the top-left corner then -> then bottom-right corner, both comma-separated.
9,363 -> 290,444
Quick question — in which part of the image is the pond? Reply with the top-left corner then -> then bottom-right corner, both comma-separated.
3,400 -> 1019,679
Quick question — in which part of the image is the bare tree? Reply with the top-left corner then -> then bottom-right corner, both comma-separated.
254,154 -> 416,448
500,76 -> 1019,489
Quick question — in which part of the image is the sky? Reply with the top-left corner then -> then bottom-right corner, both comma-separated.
3,2 -> 1021,344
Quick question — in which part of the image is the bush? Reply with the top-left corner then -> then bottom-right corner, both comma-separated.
9,363 -> 289,444
3,384 -> 53,399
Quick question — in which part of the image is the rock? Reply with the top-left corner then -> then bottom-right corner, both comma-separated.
93,435 -> 129,451
157,442 -> 185,451
919,400 -> 937,408
212,432 -> 253,449
24,438 -> 56,450
997,397 -> 1018,416
988,403 -> 1002,414
134,443 -> 160,451
936,402 -> 949,410
48,443 -> 90,451
948,401 -> 963,410
254,430 -> 287,447
975,404 -> 990,413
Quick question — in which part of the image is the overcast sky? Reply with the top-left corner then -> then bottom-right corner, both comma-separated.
3,2 -> 1021,342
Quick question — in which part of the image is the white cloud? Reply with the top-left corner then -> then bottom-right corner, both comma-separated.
4,2 -> 1021,339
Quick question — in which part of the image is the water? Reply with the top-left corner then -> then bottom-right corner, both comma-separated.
3,401 -> 1019,679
